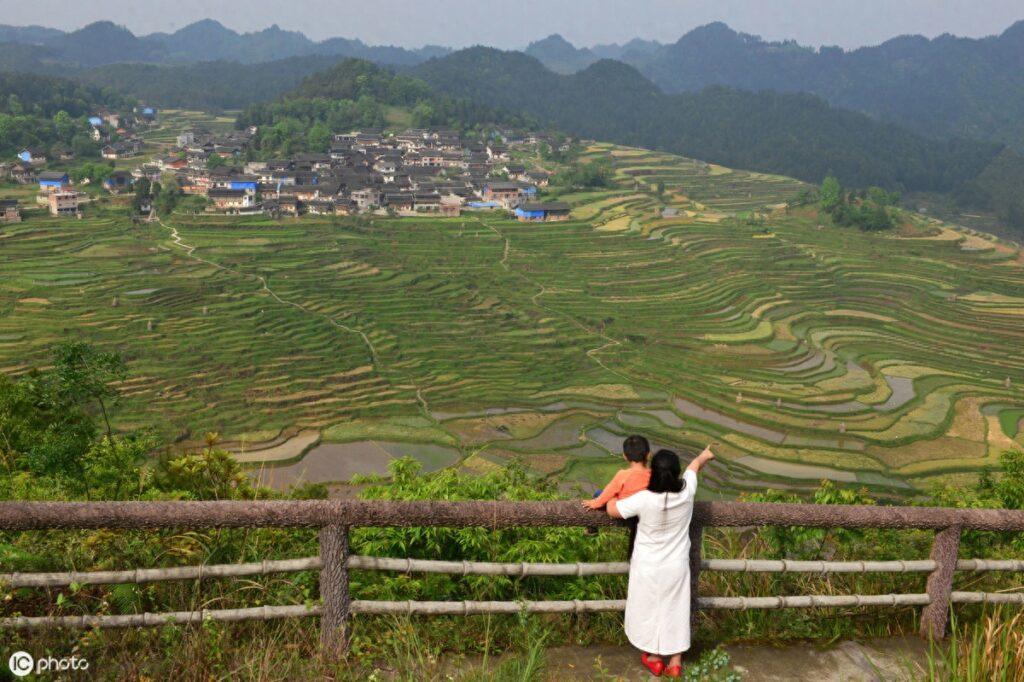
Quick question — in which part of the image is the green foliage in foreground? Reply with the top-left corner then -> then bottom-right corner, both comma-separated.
2,448 -> 1022,678
924,608 -> 1024,682
352,458 -> 624,605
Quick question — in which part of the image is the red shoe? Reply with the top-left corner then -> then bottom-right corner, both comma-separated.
664,664 -> 683,678
640,653 -> 664,676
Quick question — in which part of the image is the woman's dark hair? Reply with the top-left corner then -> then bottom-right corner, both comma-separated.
647,449 -> 685,494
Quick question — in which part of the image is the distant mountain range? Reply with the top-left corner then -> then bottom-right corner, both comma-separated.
413,48 -> 1008,193
4,18 -> 1024,149
0,19 -> 448,67
525,23 -> 1024,150
523,34 -> 661,74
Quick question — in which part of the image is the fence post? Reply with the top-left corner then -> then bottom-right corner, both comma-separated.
689,522 -> 704,620
920,525 -> 961,639
319,524 -> 350,659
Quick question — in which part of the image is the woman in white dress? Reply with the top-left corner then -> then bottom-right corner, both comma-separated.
608,445 -> 715,678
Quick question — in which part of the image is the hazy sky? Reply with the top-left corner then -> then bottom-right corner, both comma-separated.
6,0 -> 1023,49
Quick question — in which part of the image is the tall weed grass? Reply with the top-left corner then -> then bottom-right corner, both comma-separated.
926,607 -> 1024,682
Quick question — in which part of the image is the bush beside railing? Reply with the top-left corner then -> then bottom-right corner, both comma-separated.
1,500 -> 1022,658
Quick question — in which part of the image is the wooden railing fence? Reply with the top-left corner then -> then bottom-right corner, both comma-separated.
1,500 -> 1022,658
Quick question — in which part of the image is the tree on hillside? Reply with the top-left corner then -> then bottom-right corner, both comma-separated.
820,175 -> 843,212
206,153 -> 226,170
71,133 -> 99,158
154,178 -> 181,215
307,121 -> 331,151
132,177 -> 152,213
51,341 -> 127,442
0,341 -> 125,491
71,161 -> 115,184
52,110 -> 75,141
868,186 -> 901,207
555,158 -> 613,188
817,175 -> 894,231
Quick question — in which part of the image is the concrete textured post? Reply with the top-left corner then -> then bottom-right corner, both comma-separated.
319,524 -> 350,658
920,525 -> 961,639
689,522 -> 704,619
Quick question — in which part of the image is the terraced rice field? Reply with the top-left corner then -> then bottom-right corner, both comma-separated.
1,143 -> 1022,497
140,109 -> 238,146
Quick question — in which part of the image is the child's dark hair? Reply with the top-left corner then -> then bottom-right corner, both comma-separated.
648,449 -> 685,494
623,435 -> 650,462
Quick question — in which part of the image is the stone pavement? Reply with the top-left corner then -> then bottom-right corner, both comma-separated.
536,637 -> 934,681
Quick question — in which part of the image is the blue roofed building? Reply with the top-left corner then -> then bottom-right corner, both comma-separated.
102,170 -> 134,194
229,176 -> 259,192
38,171 -> 69,193
513,201 -> 572,222
18,147 -> 47,165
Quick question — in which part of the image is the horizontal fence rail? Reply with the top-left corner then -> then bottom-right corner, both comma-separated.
2,557 -> 956,589
1,500 -> 1022,652
3,499 -> 1024,531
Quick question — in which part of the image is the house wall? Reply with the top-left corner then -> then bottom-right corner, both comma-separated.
48,193 -> 80,216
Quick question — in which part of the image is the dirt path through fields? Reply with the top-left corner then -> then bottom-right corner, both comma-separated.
159,217 -> 449,424
478,217 -> 629,384
160,217 -> 381,367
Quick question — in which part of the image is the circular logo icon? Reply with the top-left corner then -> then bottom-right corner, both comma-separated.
8,651 -> 34,677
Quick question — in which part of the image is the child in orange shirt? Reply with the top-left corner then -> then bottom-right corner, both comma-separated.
583,435 -> 651,558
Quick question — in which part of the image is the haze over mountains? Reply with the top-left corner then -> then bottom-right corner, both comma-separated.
413,48 -> 1005,193
4,18 -> 1024,150
0,19 -> 449,67
527,22 -> 1024,149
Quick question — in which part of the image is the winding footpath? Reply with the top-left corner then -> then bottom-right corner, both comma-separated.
161,217 -> 379,364
159,217 -> 445,421
479,217 -> 630,383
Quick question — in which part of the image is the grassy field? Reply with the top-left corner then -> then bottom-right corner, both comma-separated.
2,138 -> 1022,497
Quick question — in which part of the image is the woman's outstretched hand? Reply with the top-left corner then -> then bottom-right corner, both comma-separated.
688,444 -> 715,474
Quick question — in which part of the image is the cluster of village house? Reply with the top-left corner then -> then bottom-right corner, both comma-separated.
1,117 -> 574,224
0,108 -> 154,221
0,161 -> 86,220
165,127 -> 572,221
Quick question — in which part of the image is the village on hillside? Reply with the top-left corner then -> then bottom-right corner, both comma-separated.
1,110 -> 574,224
0,107 -> 158,222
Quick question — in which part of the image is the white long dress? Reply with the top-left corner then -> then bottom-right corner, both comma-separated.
615,469 -> 698,656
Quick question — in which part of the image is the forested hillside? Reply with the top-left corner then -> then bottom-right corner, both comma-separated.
75,56 -> 352,111
0,72 -> 124,118
0,72 -> 124,156
415,48 -> 1017,192
236,59 -> 533,156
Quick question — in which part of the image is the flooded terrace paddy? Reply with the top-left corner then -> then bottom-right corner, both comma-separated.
251,441 -> 461,491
